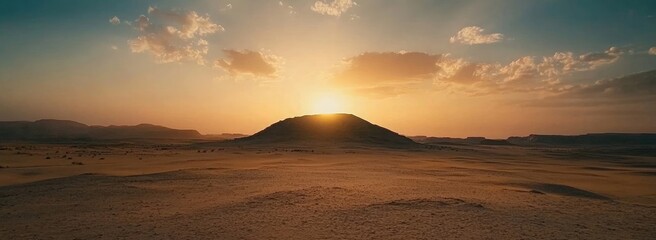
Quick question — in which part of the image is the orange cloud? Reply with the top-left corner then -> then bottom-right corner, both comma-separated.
311,0 -> 356,16
567,70 -> 656,99
147,6 -> 223,39
524,70 -> 656,110
333,47 -> 626,97
450,26 -> 504,45
334,52 -> 442,85
214,50 -> 281,77
126,7 -> 223,65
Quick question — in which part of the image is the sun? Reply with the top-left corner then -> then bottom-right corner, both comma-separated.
312,93 -> 345,114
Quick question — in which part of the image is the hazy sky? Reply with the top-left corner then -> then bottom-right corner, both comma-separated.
1,0 -> 655,138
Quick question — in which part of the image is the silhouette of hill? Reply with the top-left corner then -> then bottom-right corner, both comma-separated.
507,133 -> 656,145
410,136 -> 511,145
413,133 -> 656,146
234,114 -> 418,146
0,119 -> 202,141
203,133 -> 249,140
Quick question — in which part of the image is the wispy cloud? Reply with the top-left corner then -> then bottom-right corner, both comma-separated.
287,5 -> 297,15
126,7 -> 223,65
333,47 -> 625,97
277,1 -> 296,15
221,3 -> 233,11
109,16 -> 120,25
334,51 -> 441,85
437,47 -> 623,85
332,51 -> 442,97
214,50 -> 282,78
450,26 -> 504,45
567,70 -> 656,99
311,0 -> 356,16
147,6 -> 223,39
525,70 -> 656,109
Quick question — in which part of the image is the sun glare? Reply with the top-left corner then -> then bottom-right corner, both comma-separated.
312,93 -> 345,114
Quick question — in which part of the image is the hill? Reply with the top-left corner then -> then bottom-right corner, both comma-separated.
507,133 -> 656,145
410,136 -> 512,145
234,114 -> 418,147
0,119 -> 202,141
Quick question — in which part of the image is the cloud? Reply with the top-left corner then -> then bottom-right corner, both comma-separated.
287,5 -> 297,14
450,26 -> 504,45
434,47 -> 623,93
111,45 -> 118,50
499,56 -> 540,83
526,69 -> 656,108
147,6 -> 223,39
579,46 -> 622,65
221,3 -> 233,11
650,47 -> 656,55
567,69 -> 656,99
129,36 -> 210,65
332,51 -> 445,97
334,52 -> 442,86
311,0 -> 356,16
214,50 -> 281,77
126,7 -> 223,65
277,1 -> 296,14
436,59 -> 499,86
333,47 -> 625,97
451,47 -> 621,84
537,47 -> 622,82
109,16 -> 120,25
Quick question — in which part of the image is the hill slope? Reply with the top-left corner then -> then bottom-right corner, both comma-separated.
508,133 -> 656,145
0,119 -> 202,141
235,114 -> 418,146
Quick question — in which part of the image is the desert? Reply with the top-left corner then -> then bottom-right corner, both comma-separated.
2,1 -> 656,239
1,114 -> 655,239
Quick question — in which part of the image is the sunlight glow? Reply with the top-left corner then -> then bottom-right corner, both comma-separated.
312,93 -> 345,114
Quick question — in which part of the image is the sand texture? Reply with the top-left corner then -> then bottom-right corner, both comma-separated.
1,143 -> 655,239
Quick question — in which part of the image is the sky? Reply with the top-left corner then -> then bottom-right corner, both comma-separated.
1,0 -> 655,138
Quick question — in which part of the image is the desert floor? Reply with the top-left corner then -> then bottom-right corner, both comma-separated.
1,143 -> 655,239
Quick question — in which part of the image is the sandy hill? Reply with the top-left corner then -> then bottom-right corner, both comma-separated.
234,113 -> 418,147
0,119 -> 202,141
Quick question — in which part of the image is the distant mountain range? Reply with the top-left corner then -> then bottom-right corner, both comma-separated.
0,119 -> 203,141
1,118 -> 654,146
507,133 -> 656,145
412,133 -> 656,146
409,136 -> 512,145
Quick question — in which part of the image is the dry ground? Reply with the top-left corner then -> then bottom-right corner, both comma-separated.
0,143 -> 655,239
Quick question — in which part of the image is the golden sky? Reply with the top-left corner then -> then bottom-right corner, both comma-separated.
1,0 -> 655,138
